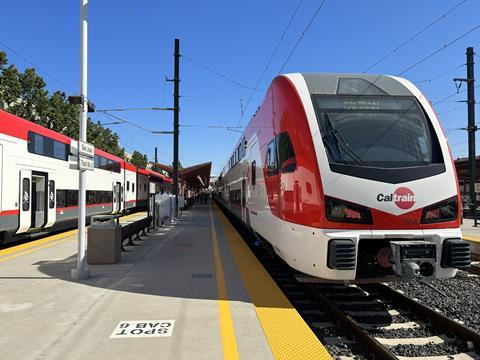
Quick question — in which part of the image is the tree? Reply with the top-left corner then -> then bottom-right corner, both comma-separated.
0,50 -> 125,158
130,151 -> 148,168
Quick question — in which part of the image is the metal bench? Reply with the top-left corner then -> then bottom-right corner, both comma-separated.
120,216 -> 152,251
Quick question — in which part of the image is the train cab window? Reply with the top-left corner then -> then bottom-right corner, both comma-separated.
127,181 -> 130,191
251,161 -> 256,186
277,132 -> 296,173
266,139 -> 279,176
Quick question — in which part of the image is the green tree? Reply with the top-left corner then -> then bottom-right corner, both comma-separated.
130,150 -> 148,168
0,50 -> 125,158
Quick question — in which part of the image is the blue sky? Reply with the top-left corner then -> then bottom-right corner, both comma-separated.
1,0 -> 479,174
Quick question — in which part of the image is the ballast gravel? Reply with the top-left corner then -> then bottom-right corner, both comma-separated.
389,271 -> 480,333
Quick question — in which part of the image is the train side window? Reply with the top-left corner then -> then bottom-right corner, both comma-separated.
53,141 -> 67,160
34,133 -> 44,154
277,132 -> 296,173
22,178 -> 30,211
251,161 -> 256,186
127,181 -> 130,191
266,139 -> 278,176
94,155 -> 100,168
144,183 -> 147,191
67,190 -> 78,207
132,183 -> 135,193
56,189 -> 66,208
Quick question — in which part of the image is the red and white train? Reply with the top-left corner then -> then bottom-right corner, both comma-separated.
0,109 -> 172,244
216,73 -> 471,282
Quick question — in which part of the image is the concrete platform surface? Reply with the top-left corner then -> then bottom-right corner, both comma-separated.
0,204 -> 331,360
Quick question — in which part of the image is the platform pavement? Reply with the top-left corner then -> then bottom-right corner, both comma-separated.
0,204 -> 331,360
461,218 -> 480,255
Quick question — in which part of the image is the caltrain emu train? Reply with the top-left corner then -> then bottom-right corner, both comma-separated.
0,109 -> 172,245
216,73 -> 471,282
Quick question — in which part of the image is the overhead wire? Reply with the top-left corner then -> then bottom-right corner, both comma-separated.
278,0 -> 328,74
0,39 -> 75,93
182,55 -> 263,92
414,64 -> 465,84
242,0 -> 304,122
363,0 -> 468,73
397,23 -> 480,76
127,0 -> 167,77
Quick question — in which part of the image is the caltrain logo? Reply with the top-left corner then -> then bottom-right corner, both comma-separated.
377,187 -> 415,210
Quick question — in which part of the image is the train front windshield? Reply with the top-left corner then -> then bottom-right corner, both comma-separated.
313,96 -> 444,172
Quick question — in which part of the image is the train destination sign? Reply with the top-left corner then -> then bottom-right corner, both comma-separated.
110,320 -> 175,338
79,140 -> 94,158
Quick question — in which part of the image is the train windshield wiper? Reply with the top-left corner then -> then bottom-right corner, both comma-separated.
321,113 -> 369,167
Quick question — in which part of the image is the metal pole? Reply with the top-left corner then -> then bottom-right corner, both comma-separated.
467,47 -> 477,226
173,39 -> 180,218
71,0 -> 90,280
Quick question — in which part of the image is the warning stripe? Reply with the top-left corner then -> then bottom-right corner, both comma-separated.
214,204 -> 332,360
209,205 -> 239,360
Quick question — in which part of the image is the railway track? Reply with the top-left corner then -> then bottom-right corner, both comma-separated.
217,203 -> 480,359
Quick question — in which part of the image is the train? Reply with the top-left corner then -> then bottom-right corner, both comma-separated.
215,73 -> 471,282
0,109 -> 172,245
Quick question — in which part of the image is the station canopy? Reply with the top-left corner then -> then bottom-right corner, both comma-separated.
150,162 -> 211,190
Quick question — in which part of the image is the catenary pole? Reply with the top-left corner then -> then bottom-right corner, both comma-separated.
466,47 -> 477,226
71,0 -> 90,280
173,39 -> 180,218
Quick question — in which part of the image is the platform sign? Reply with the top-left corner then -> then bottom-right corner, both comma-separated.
79,156 -> 94,171
79,140 -> 94,158
110,320 -> 175,338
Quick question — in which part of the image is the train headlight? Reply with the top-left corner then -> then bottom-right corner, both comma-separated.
325,196 -> 373,224
421,196 -> 458,224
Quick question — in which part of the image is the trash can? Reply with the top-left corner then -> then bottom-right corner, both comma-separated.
87,215 -> 122,264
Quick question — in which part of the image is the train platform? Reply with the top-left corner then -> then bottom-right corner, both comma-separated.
462,218 -> 480,257
0,204 -> 331,360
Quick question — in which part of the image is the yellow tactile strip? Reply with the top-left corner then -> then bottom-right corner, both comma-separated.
0,211 -> 147,262
214,205 -> 332,360
209,205 -> 240,360
463,234 -> 480,243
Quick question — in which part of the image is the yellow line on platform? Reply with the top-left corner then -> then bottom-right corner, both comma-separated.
0,211 -> 146,261
209,204 -> 239,360
214,205 -> 332,360
463,234 -> 480,243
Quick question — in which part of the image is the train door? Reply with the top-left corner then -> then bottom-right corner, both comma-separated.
31,171 -> 48,230
45,174 -> 56,228
112,182 -> 121,213
17,169 -> 32,234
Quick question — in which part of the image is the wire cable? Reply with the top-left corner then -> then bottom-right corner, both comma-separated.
363,0 -> 467,73
127,0 -> 167,76
278,0 -> 327,74
242,0 -> 304,120
182,55 -> 263,92
0,39 -> 74,92
398,23 -> 480,75
414,64 -> 465,84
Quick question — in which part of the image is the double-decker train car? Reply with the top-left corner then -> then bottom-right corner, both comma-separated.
216,73 -> 471,282
0,109 -> 172,244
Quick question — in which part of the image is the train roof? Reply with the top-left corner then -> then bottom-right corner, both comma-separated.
297,73 -> 413,97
